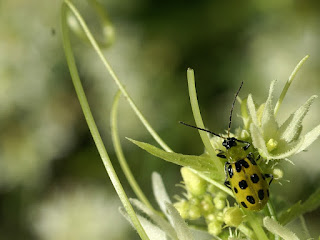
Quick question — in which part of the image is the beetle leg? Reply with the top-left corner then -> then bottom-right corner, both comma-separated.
216,149 -> 226,159
235,139 -> 250,150
264,173 -> 273,185
224,180 -> 231,189
224,162 -> 232,189
246,152 -> 257,165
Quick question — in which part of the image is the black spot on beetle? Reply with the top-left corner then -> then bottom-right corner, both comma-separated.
267,189 -> 270,197
246,195 -> 255,204
235,161 -> 242,172
258,189 -> 264,200
239,159 -> 249,168
241,202 -> 248,208
251,174 -> 259,183
234,187 -> 238,193
228,165 -> 233,178
247,154 -> 257,165
239,180 -> 248,189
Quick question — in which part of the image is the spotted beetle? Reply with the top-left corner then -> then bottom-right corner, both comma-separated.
180,82 -> 273,211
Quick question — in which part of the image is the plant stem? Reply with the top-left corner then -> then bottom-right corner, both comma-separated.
191,169 -> 233,196
186,68 -> 224,179
63,0 -> 172,153
111,91 -> 155,212
238,224 -> 255,239
274,55 -> 309,115
267,202 -> 279,240
246,211 -> 269,240
61,2 -> 149,240
299,216 -> 311,239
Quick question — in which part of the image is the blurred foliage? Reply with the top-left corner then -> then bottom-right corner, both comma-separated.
0,0 -> 320,239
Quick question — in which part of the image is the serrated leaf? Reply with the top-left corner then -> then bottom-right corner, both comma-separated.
130,199 -> 178,240
279,188 -> 320,225
190,229 -> 213,240
263,217 -> 300,240
120,207 -> 167,240
279,95 -> 318,142
165,203 -> 194,240
128,138 -> 219,178
152,172 -> 172,223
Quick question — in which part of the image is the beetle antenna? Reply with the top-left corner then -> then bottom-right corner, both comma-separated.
228,81 -> 243,137
179,121 -> 226,139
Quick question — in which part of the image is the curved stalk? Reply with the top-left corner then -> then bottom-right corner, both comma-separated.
111,91 -> 155,212
61,3 -> 149,239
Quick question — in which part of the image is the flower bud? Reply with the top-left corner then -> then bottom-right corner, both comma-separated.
188,204 -> 201,220
273,168 -> 283,179
200,194 -> 214,214
223,207 -> 243,227
213,192 -> 226,210
173,200 -> 189,219
208,220 -> 222,236
181,167 -> 207,196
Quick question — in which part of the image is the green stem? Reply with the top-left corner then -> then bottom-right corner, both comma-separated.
274,55 -> 309,115
267,202 -> 279,240
238,224 -> 255,240
191,169 -> 233,196
61,3 -> 149,240
186,68 -> 224,179
246,211 -> 269,240
110,91 -> 155,212
299,216 -> 311,239
63,0 -> 172,153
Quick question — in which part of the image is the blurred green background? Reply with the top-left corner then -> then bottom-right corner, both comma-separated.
1,0 -> 320,239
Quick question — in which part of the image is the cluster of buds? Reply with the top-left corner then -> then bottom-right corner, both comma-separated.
174,167 -> 244,236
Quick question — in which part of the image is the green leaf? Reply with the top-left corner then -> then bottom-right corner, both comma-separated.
279,188 -> 320,225
130,199 -> 178,240
166,203 -> 194,240
128,138 -> 220,179
152,172 -> 172,223
263,217 -> 300,240
120,208 -> 167,240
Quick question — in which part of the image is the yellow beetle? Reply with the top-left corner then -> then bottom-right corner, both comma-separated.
181,82 -> 273,211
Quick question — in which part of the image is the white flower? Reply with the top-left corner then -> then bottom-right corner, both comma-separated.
247,79 -> 320,161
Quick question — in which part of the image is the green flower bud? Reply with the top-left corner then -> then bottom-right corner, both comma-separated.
273,168 -> 283,179
223,207 -> 243,227
207,184 -> 216,194
200,194 -> 214,214
206,213 -> 216,222
208,220 -> 222,236
181,167 -> 207,196
213,192 -> 226,210
173,200 -> 189,219
188,204 -> 201,220
216,212 -> 224,222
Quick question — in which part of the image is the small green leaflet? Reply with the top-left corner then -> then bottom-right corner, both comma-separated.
127,138 -> 221,181
278,188 -> 320,225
